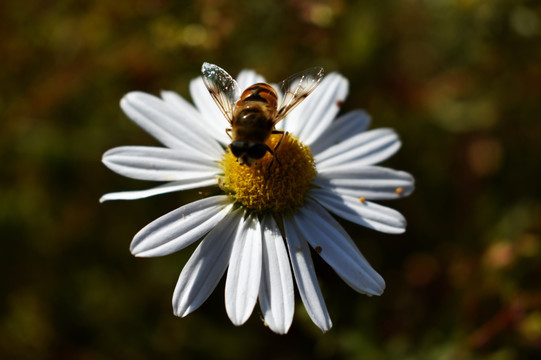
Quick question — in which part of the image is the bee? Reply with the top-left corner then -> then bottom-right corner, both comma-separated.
201,62 -> 324,166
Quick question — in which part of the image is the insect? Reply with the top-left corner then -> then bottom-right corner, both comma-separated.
201,62 -> 324,166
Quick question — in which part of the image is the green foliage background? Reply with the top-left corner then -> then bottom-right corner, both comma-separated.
2,0 -> 541,359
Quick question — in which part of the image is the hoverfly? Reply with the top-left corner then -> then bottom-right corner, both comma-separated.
201,62 -> 324,166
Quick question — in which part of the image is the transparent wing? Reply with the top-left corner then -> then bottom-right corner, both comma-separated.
201,62 -> 241,124
275,66 -> 324,124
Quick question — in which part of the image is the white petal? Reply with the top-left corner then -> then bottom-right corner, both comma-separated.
173,208 -> 243,317
189,77 -> 231,145
160,90 -> 225,149
102,146 -> 220,182
314,165 -> 415,200
130,195 -> 233,257
285,73 -> 348,146
310,188 -> 407,234
160,90 -> 201,117
121,92 -> 223,158
99,178 -> 217,202
309,110 -> 371,156
236,70 -> 265,90
315,128 -> 401,170
225,212 -> 262,326
284,217 -> 332,333
160,90 -> 206,123
293,198 -> 385,295
259,215 -> 294,334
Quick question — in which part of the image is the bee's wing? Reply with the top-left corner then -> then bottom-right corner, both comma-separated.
274,66 -> 324,124
201,62 -> 241,123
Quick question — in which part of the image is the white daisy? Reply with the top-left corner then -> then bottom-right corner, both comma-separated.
101,63 -> 414,334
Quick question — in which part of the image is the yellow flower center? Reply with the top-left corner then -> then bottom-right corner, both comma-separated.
219,133 -> 316,213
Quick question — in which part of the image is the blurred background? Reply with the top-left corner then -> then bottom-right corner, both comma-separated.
2,0 -> 541,358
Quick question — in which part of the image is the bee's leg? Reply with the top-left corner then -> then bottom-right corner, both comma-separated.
266,145 -> 281,165
265,146 -> 279,177
266,130 -> 285,173
225,128 -> 232,139
271,130 -> 286,152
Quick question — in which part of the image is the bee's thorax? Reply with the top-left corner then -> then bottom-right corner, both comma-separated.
237,83 -> 278,109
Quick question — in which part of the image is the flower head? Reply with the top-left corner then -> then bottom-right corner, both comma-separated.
101,63 -> 414,334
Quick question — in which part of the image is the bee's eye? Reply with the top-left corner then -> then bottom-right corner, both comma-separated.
247,143 -> 268,159
229,141 -> 249,158
229,142 -> 268,161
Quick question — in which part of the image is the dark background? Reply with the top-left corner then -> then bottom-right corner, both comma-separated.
2,0 -> 541,359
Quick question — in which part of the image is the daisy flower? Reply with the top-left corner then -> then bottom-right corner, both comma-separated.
101,63 -> 414,334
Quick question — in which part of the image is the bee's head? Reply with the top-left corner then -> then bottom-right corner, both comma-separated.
229,141 -> 269,166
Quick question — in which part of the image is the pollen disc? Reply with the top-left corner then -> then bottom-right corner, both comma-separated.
220,133 -> 316,213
